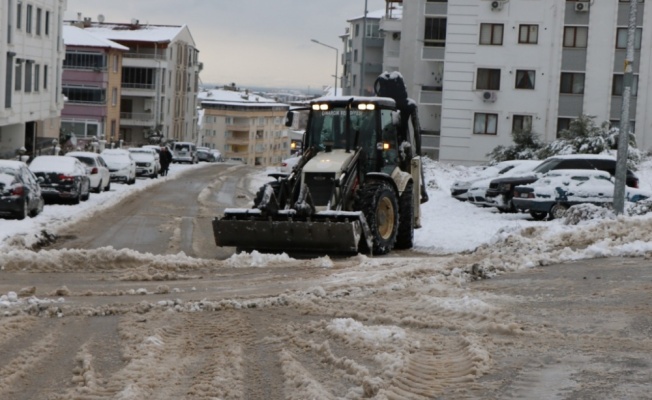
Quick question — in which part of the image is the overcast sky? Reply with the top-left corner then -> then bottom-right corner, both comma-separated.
64,0 -> 387,91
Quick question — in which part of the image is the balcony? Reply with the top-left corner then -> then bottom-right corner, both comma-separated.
422,46 -> 445,60
120,112 -> 155,126
121,83 -> 157,97
420,88 -> 443,104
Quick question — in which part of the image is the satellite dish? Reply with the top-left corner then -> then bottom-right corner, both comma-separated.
97,14 -> 105,23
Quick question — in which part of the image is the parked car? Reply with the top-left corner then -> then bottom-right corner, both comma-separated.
129,148 -> 160,178
467,160 -> 542,207
450,160 -> 529,201
171,142 -> 197,164
141,145 -> 162,170
101,149 -> 137,184
29,155 -> 91,204
280,155 -> 301,174
66,151 -> 111,193
485,154 -> 640,212
196,147 -> 213,162
0,160 -> 44,219
513,169 -> 652,220
210,149 -> 223,162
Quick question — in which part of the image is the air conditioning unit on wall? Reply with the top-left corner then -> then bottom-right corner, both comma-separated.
575,1 -> 589,12
482,91 -> 497,102
491,1 -> 503,11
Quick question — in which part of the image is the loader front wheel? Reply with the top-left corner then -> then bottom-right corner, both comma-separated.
395,181 -> 414,250
356,181 -> 398,255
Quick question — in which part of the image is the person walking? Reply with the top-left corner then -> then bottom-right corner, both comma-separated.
160,146 -> 172,176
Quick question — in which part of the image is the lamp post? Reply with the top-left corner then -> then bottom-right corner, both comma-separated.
311,39 -> 339,96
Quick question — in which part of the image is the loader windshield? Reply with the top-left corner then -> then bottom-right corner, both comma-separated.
307,107 -> 377,152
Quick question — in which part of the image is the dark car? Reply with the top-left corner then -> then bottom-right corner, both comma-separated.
196,147 -> 212,162
0,160 -> 45,220
485,154 -> 639,212
28,155 -> 91,204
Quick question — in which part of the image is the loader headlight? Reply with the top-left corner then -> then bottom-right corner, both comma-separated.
357,103 -> 376,110
312,104 -> 329,110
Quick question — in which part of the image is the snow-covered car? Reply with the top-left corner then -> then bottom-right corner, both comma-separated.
450,160 -> 530,201
512,169 -> 652,220
0,160 -> 44,219
101,149 -> 137,184
486,154 -> 640,213
128,148 -> 160,178
210,150 -> 223,162
29,155 -> 91,204
66,151 -> 111,193
196,147 -> 213,162
467,160 -> 542,207
280,155 -> 301,174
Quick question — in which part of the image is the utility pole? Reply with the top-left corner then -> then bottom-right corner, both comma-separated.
360,0 -> 368,96
614,0 -> 638,214
310,39 -> 338,96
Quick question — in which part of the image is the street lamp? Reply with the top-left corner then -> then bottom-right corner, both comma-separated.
311,39 -> 338,96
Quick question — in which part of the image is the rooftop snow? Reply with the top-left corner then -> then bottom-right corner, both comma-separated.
81,23 -> 186,43
63,26 -> 129,50
199,89 -> 288,107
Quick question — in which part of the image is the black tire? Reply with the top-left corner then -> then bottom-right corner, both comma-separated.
81,182 -> 90,201
104,181 -> 111,192
93,179 -> 102,193
32,197 -> 44,217
355,180 -> 399,255
16,198 -> 28,220
549,203 -> 569,220
395,181 -> 414,250
529,210 -> 547,221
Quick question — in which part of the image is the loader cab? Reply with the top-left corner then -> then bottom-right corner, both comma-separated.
305,98 -> 399,173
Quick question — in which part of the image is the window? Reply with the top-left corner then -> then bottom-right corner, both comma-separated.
355,24 -> 360,37
113,54 -> 119,73
16,2 -> 22,30
424,17 -> 446,47
63,52 -> 106,70
513,115 -> 533,133
616,28 -> 642,49
474,113 -> 498,135
36,8 -> 41,35
612,74 -> 639,96
515,70 -> 535,89
25,4 -> 32,34
122,67 -> 155,89
563,26 -> 588,48
43,65 -> 48,89
366,22 -> 381,38
354,49 -> 358,62
479,23 -> 503,45
34,64 -> 39,91
476,68 -> 501,90
519,25 -> 538,44
24,61 -> 32,92
557,118 -> 571,135
560,72 -> 585,94
112,87 -> 117,106
62,86 -> 106,103
45,11 -> 50,35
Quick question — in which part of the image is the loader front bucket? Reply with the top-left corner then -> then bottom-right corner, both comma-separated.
213,210 -> 372,255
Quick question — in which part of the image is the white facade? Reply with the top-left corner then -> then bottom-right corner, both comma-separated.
366,0 -> 652,165
0,0 -> 66,159
341,9 -> 385,96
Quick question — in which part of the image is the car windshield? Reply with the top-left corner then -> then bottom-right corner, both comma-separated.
73,156 -> 95,166
307,107 -> 377,151
532,158 -> 562,174
0,167 -> 18,177
175,144 -> 191,151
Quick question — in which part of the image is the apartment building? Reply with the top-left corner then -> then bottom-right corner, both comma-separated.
0,0 -> 66,159
70,17 -> 200,146
61,25 -> 127,147
341,9 -> 385,96
344,0 -> 652,165
198,88 -> 290,166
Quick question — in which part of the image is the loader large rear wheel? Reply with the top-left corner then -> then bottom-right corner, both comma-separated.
395,181 -> 414,250
356,181 -> 398,255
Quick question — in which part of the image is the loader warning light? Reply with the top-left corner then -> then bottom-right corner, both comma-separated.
357,103 -> 376,110
313,104 -> 330,111
383,142 -> 390,150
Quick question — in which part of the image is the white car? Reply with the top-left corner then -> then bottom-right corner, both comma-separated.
101,149 -> 137,185
280,155 -> 301,174
66,151 -> 111,193
450,160 -> 531,201
129,148 -> 160,178
467,160 -> 542,207
171,142 -> 197,164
